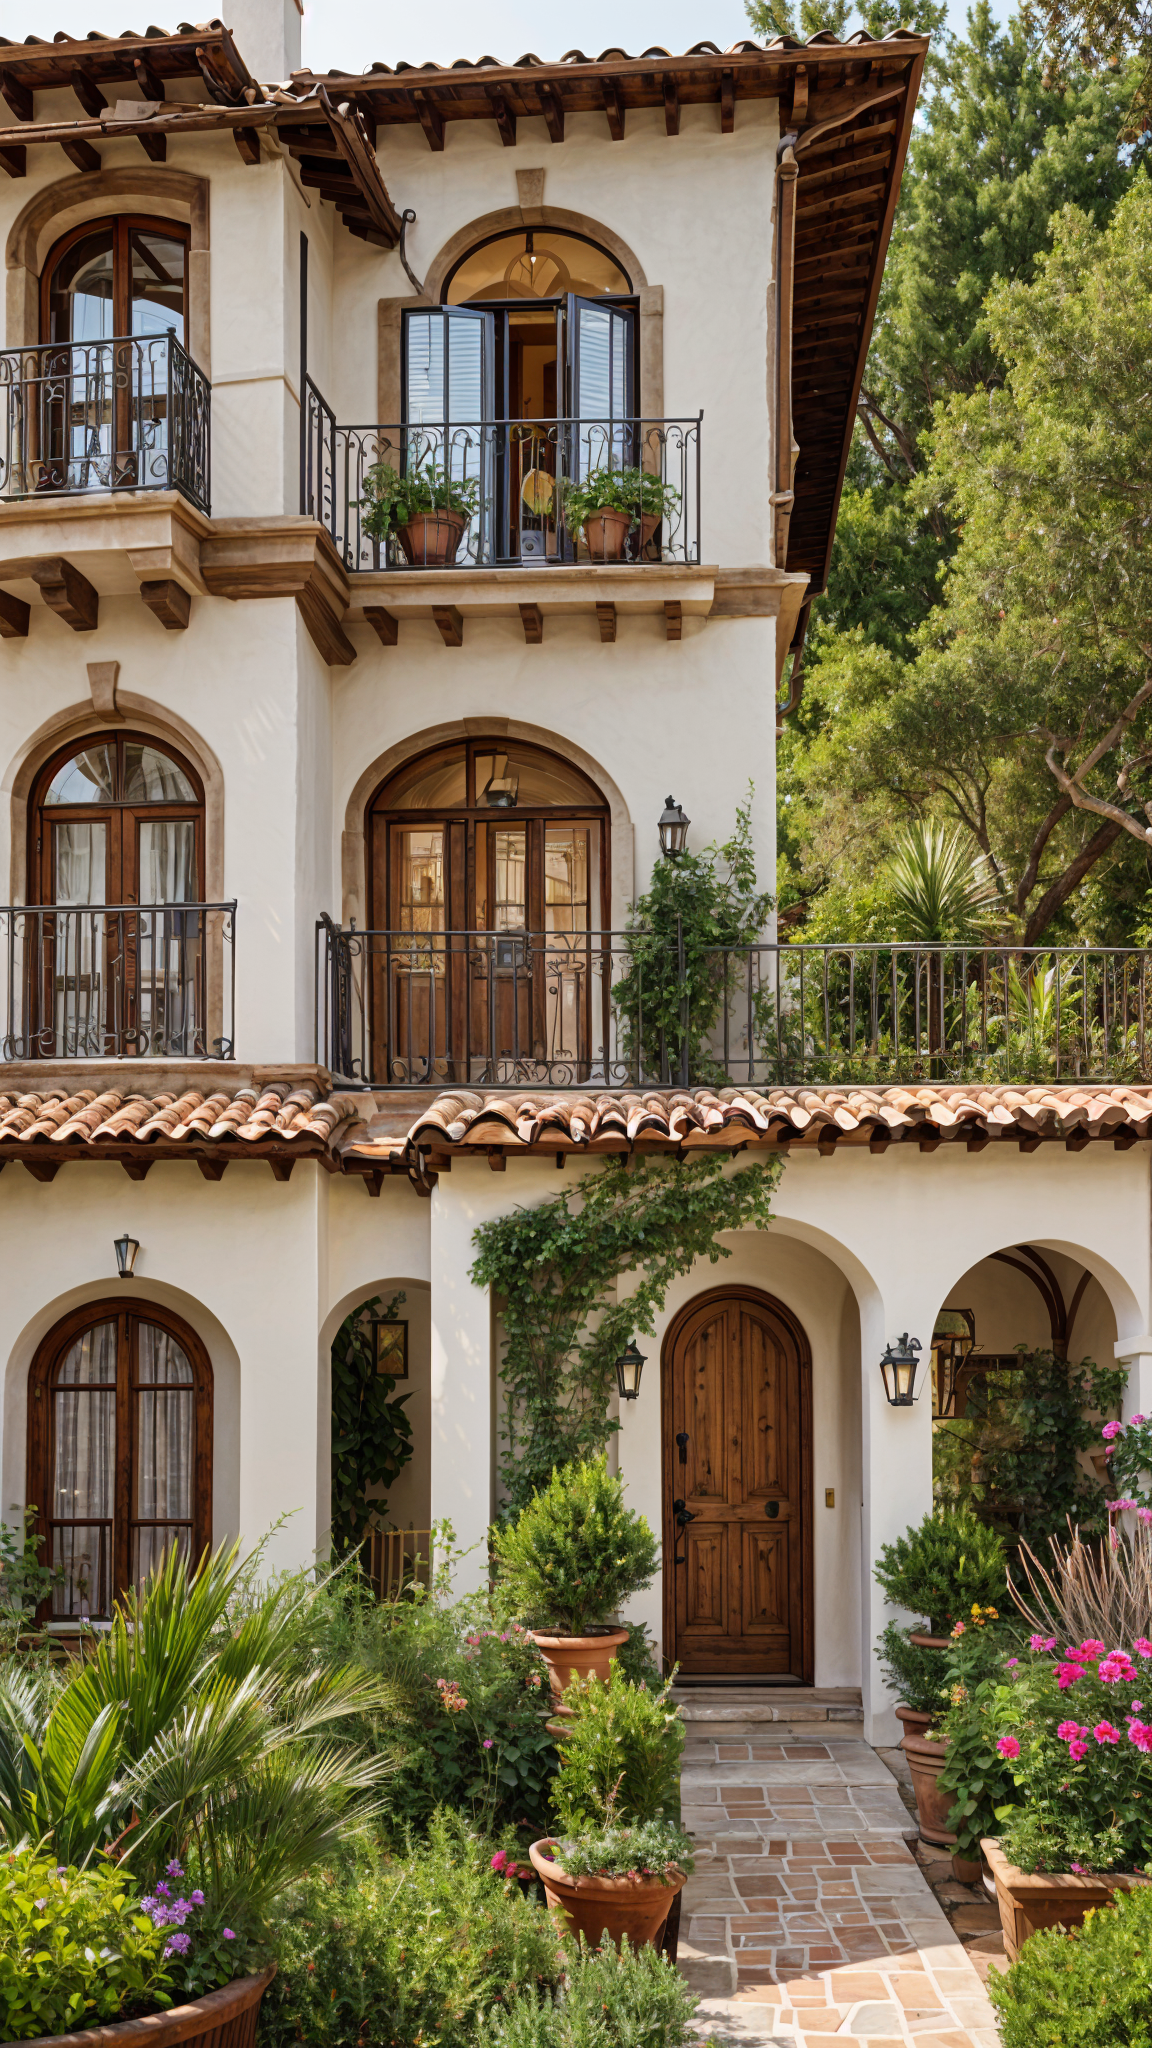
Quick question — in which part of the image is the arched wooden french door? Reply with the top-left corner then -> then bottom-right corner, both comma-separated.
662,1287 -> 813,1679
27,1299 -> 212,1624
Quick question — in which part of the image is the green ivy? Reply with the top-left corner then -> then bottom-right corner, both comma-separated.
331,1293 -> 414,1557
471,1152 -> 783,1514
933,1348 -> 1125,1546
610,786 -> 773,1083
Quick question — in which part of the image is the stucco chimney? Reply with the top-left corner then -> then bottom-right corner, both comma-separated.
225,0 -> 302,84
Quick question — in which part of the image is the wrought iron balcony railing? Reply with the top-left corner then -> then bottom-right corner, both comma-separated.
2,903 -> 236,1061
302,379 -> 700,571
316,921 -> 1152,1090
0,332 -> 211,512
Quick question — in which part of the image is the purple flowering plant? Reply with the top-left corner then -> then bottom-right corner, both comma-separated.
987,1636 -> 1152,1872
137,1859 -> 259,2002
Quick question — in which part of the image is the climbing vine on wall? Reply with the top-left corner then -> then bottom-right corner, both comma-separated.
933,1347 -> 1125,1546
331,1291 -> 414,1557
470,1151 -> 784,1516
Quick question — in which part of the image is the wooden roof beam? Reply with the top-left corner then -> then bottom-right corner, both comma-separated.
319,87 -> 402,245
487,87 -> 516,145
603,77 -> 625,140
0,142 -> 25,178
663,73 -> 680,135
720,68 -> 734,133
70,69 -> 107,119
0,73 -> 32,122
60,138 -> 100,175
133,53 -> 166,103
233,125 -> 261,166
413,88 -> 445,150
539,83 -> 565,142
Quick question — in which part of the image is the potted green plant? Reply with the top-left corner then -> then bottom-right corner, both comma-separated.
875,1507 -> 1007,1644
359,460 -> 480,567
557,467 -> 680,562
877,1617 -> 948,1742
493,1455 -> 658,1702
978,1634 -> 1152,1958
529,1660 -> 691,1950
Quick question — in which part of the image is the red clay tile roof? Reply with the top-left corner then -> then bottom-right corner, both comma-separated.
0,1079 -> 353,1172
334,1085 -> 1152,1175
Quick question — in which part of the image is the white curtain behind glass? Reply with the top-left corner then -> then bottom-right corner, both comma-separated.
133,1323 -> 194,1591
52,822 -> 108,1056
51,1322 -> 116,1619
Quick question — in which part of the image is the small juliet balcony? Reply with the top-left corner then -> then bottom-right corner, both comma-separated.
0,333 -> 211,515
1,903 -> 236,1062
302,379 -> 701,574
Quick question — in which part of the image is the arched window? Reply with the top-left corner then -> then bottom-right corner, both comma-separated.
28,1301 -> 212,1623
27,732 -> 208,1059
368,737 -> 610,1082
36,216 -> 191,496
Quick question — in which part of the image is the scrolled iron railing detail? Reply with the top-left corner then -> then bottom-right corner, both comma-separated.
315,924 -> 1152,1091
0,331 -> 210,513
2,902 -> 236,1062
302,382 -> 701,572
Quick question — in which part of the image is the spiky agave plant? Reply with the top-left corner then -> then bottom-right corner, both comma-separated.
886,821 -> 1000,944
0,1540 -> 400,1924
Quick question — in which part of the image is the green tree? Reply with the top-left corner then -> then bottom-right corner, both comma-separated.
779,9 -> 1150,940
746,0 -> 945,44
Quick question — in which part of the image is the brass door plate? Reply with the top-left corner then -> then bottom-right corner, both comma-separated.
825,1488 -> 835,1508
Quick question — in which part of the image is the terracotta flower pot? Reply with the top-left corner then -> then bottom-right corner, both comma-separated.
636,511 -> 662,560
581,509 -> 632,560
18,1966 -> 275,2048
951,1852 -> 983,1885
900,1727 -> 956,1846
895,1704 -> 935,1740
529,1838 -> 686,1950
982,1837 -> 1152,1962
396,509 -> 466,567
909,1629 -> 952,1650
530,1625 -> 630,1703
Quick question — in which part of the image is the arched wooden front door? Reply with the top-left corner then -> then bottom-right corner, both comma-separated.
662,1287 -> 813,1679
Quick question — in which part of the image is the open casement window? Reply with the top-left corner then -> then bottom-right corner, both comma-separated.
402,308 -> 496,564
39,217 -> 190,493
28,732 -> 206,1058
368,738 -> 610,1084
565,294 -> 637,481
27,1301 -> 212,1624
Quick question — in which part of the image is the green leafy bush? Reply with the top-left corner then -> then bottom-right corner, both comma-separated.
934,1604 -> 1025,1858
547,1820 -> 693,1880
330,1292 -> 413,1556
873,1508 -> 1007,1632
0,1852 -> 172,2041
558,465 -> 680,533
493,1457 -> 658,1635
988,1879 -> 1152,2046
876,1620 -> 948,1716
492,1935 -> 699,2048
616,1621 -> 664,1690
260,1813 -> 563,2048
933,1351 -> 1123,1544
300,1561 -> 558,1840
552,1660 -> 683,1833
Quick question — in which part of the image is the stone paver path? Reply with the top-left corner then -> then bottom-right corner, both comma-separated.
674,1692 -> 1000,2048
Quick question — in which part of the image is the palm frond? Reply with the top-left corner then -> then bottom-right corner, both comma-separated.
886,821 -> 999,943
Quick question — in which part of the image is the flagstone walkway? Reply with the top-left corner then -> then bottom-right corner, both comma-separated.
674,1691 -> 1000,2048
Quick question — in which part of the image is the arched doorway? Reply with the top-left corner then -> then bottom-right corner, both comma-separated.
662,1286 -> 813,1680
27,1299 -> 212,1623
25,730 -> 208,1058
367,734 -> 610,1083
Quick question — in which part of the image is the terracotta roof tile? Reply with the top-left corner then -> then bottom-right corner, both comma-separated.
0,1077 -> 356,1164
334,1083 -> 1152,1173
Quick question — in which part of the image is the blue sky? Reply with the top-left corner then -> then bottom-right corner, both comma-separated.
14,0 -> 985,74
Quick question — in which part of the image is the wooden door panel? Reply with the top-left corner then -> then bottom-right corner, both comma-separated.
685,1311 -> 727,1504
743,1308 -> 786,1503
682,1525 -> 726,1634
665,1290 -> 810,1679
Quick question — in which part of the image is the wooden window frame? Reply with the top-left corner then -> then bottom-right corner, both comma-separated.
27,1298 -> 213,1624
30,730 -> 205,909
40,215 -> 190,345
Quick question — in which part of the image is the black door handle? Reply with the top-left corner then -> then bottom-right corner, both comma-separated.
676,1431 -> 689,1465
673,1498 -> 696,1528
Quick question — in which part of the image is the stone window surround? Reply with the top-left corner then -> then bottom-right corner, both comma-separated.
6,167 -> 210,373
377,203 -> 661,426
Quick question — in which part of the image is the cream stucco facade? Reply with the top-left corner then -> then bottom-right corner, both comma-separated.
0,3 -> 1129,1746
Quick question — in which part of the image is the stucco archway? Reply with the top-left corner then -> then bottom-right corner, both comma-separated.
6,168 -> 210,369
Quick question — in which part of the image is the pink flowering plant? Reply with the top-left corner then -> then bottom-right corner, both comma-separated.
1101,1414 -> 1152,1514
988,1635 -> 1152,1872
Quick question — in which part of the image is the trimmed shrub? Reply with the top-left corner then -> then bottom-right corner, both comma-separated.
492,1935 -> 700,2048
876,1620 -> 949,1716
552,1660 -> 684,1833
493,1457 -> 659,1635
0,1852 -> 172,2041
873,1508 -> 1006,1632
988,1881 -> 1152,2046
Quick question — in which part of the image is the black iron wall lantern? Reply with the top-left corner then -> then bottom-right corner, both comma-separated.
657,796 -> 690,858
114,1231 -> 140,1280
879,1332 -> 923,1407
615,1340 -> 646,1401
